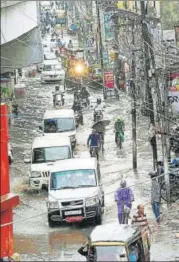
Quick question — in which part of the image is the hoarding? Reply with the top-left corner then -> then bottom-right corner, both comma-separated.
168,72 -> 179,115
104,71 -> 115,88
104,12 -> 114,40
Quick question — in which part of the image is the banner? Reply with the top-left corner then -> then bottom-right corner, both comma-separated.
104,12 -> 115,40
104,71 -> 115,89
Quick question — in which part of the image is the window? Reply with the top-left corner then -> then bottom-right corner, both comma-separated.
50,169 -> 96,190
95,246 -> 127,261
32,146 -> 71,164
44,118 -> 75,133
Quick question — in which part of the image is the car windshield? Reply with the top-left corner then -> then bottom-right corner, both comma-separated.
43,64 -> 61,71
50,169 -> 96,190
43,65 -> 53,71
32,146 -> 71,164
95,246 -> 127,261
44,118 -> 75,133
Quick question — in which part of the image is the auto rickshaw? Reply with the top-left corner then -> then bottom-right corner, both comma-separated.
78,223 -> 151,261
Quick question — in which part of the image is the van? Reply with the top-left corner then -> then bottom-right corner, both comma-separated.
41,59 -> 65,84
47,158 -> 104,227
24,135 -> 72,190
39,109 -> 76,148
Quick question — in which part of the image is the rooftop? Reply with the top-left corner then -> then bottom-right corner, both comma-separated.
50,158 -> 97,172
32,135 -> 71,149
90,223 -> 140,244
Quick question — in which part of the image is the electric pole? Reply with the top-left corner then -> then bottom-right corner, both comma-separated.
141,1 -> 158,170
96,1 -> 105,91
131,21 -> 137,169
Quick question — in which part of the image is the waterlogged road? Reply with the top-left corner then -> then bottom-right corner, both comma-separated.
10,75 -> 179,261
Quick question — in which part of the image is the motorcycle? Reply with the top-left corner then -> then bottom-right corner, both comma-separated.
94,110 -> 103,122
75,110 -> 83,127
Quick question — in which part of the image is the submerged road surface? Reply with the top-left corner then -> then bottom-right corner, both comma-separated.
10,75 -> 179,261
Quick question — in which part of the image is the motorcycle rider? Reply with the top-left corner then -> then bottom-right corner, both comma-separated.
72,97 -> 83,125
81,86 -> 90,104
87,129 -> 100,160
94,98 -> 104,122
114,116 -> 125,144
52,85 -> 64,107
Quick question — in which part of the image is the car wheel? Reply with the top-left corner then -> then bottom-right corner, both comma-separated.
95,205 -> 102,225
48,215 -> 56,227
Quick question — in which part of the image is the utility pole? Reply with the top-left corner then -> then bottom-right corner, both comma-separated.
141,1 -> 158,170
131,21 -> 137,169
96,1 -> 105,92
163,49 -> 170,202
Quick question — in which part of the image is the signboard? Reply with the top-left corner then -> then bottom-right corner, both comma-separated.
168,72 -> 179,115
104,71 -> 115,88
104,12 -> 115,40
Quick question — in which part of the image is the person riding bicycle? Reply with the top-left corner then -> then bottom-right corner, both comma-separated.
87,129 -> 100,160
114,116 -> 125,144
94,98 -> 104,122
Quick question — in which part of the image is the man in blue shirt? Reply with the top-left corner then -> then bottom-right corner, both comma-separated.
87,129 -> 100,159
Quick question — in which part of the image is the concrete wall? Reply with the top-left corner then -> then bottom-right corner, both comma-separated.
1,1 -> 38,45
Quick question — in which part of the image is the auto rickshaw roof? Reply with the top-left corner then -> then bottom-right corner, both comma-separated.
90,223 -> 141,244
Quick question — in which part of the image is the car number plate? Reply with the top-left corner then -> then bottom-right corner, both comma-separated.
65,210 -> 81,215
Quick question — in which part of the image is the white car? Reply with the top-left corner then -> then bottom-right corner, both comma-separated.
24,135 -> 73,190
47,158 -> 104,227
39,109 -> 76,148
41,59 -> 65,84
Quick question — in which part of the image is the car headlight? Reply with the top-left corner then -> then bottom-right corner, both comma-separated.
86,197 -> 98,206
70,135 -> 76,141
48,201 -> 59,209
31,171 -> 41,178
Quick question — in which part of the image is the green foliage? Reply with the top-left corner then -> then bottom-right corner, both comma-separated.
161,1 -> 179,30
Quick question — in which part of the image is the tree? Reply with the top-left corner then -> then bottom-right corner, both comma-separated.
161,1 -> 179,30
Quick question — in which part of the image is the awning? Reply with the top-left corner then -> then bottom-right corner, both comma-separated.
1,27 -> 43,74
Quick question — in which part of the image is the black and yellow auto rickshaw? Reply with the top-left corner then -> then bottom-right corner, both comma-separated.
78,223 -> 151,261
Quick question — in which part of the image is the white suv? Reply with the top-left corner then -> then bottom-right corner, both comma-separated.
24,135 -> 72,190
47,158 -> 104,227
